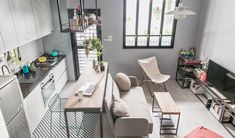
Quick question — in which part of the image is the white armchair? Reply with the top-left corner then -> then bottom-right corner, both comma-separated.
138,56 -> 170,111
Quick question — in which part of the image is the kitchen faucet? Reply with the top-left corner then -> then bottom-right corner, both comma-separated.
1,65 -> 10,75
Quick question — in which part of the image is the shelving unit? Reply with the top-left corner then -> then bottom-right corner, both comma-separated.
190,77 -> 235,137
56,0 -> 100,33
175,56 -> 201,88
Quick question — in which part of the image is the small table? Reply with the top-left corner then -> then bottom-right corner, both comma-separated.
64,62 -> 109,138
154,92 -> 181,135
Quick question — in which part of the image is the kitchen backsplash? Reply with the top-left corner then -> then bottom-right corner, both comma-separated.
0,39 -> 44,75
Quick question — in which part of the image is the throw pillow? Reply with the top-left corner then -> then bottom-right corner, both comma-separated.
115,72 -> 131,91
112,95 -> 130,117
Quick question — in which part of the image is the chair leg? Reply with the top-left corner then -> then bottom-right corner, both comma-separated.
152,97 -> 155,112
139,80 -> 144,86
147,81 -> 153,97
163,83 -> 168,92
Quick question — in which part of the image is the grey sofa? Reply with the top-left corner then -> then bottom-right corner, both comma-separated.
104,74 -> 153,137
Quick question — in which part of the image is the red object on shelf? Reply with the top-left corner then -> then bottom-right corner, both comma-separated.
181,57 -> 201,65
185,126 -> 224,138
184,59 -> 201,65
200,72 -> 207,82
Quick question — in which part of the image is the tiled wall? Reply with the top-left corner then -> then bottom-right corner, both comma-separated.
19,39 -> 44,65
0,39 -> 44,75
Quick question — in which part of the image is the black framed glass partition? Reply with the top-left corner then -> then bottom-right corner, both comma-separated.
56,0 -> 102,80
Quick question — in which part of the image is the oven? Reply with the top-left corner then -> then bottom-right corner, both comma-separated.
40,71 -> 55,106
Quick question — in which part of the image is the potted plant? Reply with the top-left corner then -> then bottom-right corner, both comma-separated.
83,38 -> 105,71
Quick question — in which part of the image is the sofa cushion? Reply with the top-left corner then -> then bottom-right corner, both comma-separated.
115,73 -> 131,91
112,96 -> 130,117
120,87 -> 153,133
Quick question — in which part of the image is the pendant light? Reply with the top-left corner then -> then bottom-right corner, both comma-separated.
166,0 -> 196,20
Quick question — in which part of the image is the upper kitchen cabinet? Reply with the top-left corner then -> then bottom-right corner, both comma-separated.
32,0 -> 53,38
0,0 -> 19,52
22,0 -> 37,41
9,0 -> 37,46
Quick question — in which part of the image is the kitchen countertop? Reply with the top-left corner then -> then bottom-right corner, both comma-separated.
18,55 -> 65,98
0,75 -> 17,89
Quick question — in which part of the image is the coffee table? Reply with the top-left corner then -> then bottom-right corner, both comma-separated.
154,92 -> 181,135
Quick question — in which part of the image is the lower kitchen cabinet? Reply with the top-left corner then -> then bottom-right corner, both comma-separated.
54,58 -> 68,94
55,69 -> 68,94
23,84 -> 46,134
0,109 -> 9,138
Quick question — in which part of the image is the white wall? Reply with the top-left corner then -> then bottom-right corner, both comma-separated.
196,0 -> 235,73
0,39 -> 44,75
19,40 -> 44,65
101,0 -> 202,78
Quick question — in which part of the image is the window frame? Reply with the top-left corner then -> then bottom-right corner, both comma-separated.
123,0 -> 180,49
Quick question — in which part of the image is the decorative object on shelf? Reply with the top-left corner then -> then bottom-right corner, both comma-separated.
201,58 -> 209,71
179,48 -> 196,60
56,0 -> 99,33
193,68 -> 204,79
166,0 -> 196,20
92,59 -> 96,68
69,9 -> 80,31
99,61 -> 105,72
200,72 -> 207,82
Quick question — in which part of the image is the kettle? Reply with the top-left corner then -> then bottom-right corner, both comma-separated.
22,65 -> 29,74
50,50 -> 58,57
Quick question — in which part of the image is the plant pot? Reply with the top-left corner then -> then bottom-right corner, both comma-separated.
100,65 -> 105,72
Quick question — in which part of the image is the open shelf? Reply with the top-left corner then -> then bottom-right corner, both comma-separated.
56,0 -> 100,33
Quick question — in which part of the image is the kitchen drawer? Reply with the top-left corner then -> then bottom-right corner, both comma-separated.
7,109 -> 30,138
55,70 -> 68,94
54,58 -> 66,80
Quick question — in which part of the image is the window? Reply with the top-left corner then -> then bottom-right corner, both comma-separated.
123,0 -> 179,48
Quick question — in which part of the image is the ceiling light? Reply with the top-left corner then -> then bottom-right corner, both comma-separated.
166,0 -> 196,20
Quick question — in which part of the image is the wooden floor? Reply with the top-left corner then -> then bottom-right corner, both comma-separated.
61,80 -> 234,138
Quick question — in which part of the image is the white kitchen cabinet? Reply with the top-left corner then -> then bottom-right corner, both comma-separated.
9,0 -> 28,45
54,58 -> 67,80
54,58 -> 68,93
9,0 -> 37,46
0,0 -> 19,52
32,0 -> 52,38
23,84 -> 46,134
55,70 -> 68,93
0,109 -> 9,138
22,0 -> 37,42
